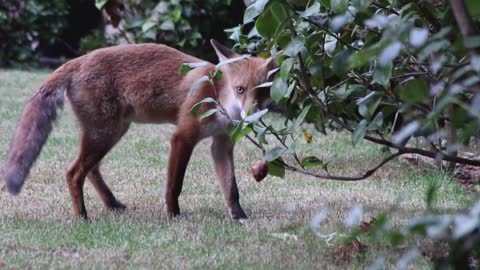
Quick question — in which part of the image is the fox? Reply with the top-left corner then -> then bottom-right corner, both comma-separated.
2,40 -> 275,220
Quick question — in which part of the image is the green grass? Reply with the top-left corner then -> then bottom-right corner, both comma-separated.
0,69 -> 476,269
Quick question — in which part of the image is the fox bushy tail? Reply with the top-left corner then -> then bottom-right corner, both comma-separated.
3,60 -> 80,194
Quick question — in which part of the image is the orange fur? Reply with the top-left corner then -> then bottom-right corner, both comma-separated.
3,41 -> 275,220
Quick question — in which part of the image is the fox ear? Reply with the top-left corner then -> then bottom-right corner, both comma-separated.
264,57 -> 277,70
211,39 -> 240,62
264,50 -> 282,68
264,57 -> 279,79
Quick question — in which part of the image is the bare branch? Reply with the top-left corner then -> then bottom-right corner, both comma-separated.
448,0 -> 478,38
328,115 -> 480,167
448,0 -> 480,79
276,151 -> 404,181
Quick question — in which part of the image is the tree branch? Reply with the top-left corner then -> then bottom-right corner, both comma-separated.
448,0 -> 480,78
289,12 -> 480,169
330,116 -> 480,167
448,0 -> 478,39
276,151 -> 404,181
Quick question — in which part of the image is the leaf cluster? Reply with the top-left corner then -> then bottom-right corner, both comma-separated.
0,0 -> 68,66
228,0 -> 480,178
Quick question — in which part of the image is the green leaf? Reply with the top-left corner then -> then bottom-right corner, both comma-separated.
280,58 -> 295,80
285,81 -> 296,99
155,2 -> 168,12
255,125 -> 268,144
368,112 -> 384,130
331,49 -> 352,76
271,77 -> 288,103
357,92 -> 378,106
191,97 -> 217,116
409,28 -> 429,48
225,25 -> 242,42
459,122 -> 478,145
464,35 -> 480,49
418,40 -> 449,62
267,67 -> 280,79
244,109 -> 269,123
393,121 -> 419,145
267,158 -> 286,178
228,122 -> 245,143
453,215 -> 479,239
284,36 -> 305,57
320,0 -> 331,8
361,96 -> 382,120
472,54 -> 480,72
331,0 -> 349,14
255,5 -> 276,38
398,78 -> 429,104
189,76 -> 211,96
301,156 -> 324,168
244,0 -> 270,24
334,84 -> 357,101
451,106 -> 468,129
351,0 -> 374,11
179,62 -> 209,75
95,0 -> 108,10
293,104 -> 312,130
358,104 -> 369,118
470,94 -> 480,116
352,120 -> 367,145
373,63 -> 392,87
350,41 -> 388,68
216,54 -> 250,70
199,108 -> 218,120
126,16 -> 144,28
142,21 -> 157,33
143,28 -> 157,40
408,216 -> 441,234
379,41 -> 402,66
265,147 -> 288,162
213,70 -> 223,81
256,2 -> 286,39
159,20 -> 175,31
255,82 -> 273,89
466,0 -> 480,19
300,2 -> 320,18
171,9 -> 182,22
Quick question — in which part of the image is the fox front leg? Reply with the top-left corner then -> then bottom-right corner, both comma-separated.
164,131 -> 196,217
211,135 -> 247,219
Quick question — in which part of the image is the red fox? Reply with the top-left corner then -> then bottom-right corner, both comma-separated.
3,40 -> 275,220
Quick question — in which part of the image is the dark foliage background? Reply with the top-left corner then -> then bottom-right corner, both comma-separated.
0,0 -> 246,67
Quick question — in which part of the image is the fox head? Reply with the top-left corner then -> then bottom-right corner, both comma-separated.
211,40 -> 276,120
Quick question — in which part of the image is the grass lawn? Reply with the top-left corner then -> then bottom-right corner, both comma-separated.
0,69 -> 477,269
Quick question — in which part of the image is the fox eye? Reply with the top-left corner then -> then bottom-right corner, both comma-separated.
236,86 -> 246,95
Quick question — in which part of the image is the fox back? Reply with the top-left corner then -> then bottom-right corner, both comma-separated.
3,41 -> 275,220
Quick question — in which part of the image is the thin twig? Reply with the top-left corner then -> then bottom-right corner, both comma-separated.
372,2 -> 399,16
304,17 -> 360,51
273,151 -> 404,181
329,115 -> 480,166
259,119 -> 304,168
246,134 -> 265,154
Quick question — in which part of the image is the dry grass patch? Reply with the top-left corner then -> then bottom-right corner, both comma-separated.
0,69 -> 476,269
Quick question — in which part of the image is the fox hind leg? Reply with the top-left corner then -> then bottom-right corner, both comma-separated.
66,125 -> 129,219
88,164 -> 126,210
